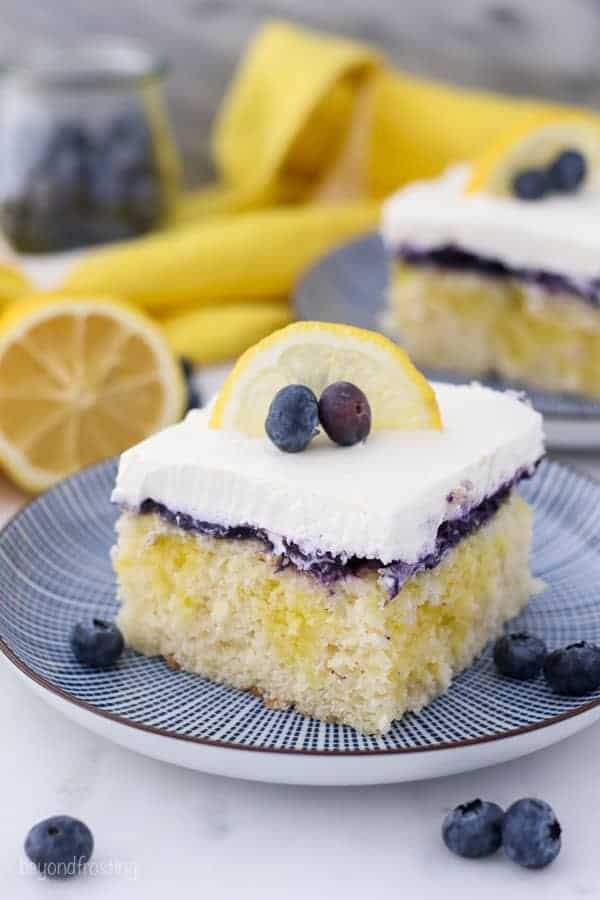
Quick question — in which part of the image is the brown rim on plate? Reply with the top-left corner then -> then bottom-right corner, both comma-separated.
2,635 -> 600,757
1,456 -> 599,757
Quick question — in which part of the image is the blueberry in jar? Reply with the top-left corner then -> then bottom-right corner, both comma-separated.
91,164 -> 126,216
105,111 -> 155,174
97,110 -> 163,232
38,122 -> 91,210
46,121 -> 91,157
0,105 -> 166,251
0,120 -> 94,252
10,178 -> 66,253
125,173 -> 164,230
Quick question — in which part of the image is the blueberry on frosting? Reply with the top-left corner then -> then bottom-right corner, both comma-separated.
512,168 -> 548,201
512,147 -> 587,201
547,149 -> 587,193
266,381 -> 373,452
318,381 -> 371,447
265,384 -> 319,452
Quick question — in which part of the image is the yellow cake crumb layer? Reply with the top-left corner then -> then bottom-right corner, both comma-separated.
112,494 -> 539,734
387,262 -> 600,398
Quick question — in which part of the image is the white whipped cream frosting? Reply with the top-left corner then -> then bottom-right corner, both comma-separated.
112,383 -> 544,565
381,164 -> 600,279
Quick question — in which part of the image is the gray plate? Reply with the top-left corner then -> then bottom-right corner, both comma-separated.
2,457 -> 600,758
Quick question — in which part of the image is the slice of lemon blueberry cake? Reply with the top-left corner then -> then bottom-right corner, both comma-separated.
111,322 -> 544,735
381,113 -> 600,398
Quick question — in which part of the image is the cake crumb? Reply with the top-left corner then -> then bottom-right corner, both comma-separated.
264,695 -> 287,710
248,685 -> 288,709
164,655 -> 181,670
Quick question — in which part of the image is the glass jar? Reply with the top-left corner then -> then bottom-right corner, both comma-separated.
0,40 -> 181,253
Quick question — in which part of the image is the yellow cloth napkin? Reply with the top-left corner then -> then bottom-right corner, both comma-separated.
367,71 -> 585,199
176,21 -> 380,217
16,21 -> 600,362
63,204 -> 378,314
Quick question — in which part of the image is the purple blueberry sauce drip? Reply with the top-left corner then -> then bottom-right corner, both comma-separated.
136,463 -> 538,601
378,485 -> 510,599
397,243 -> 600,308
137,499 -> 368,585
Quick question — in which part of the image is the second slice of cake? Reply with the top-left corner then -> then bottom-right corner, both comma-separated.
112,324 -> 544,735
381,115 -> 600,398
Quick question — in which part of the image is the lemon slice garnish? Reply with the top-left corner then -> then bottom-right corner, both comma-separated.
209,321 -> 442,436
0,295 -> 185,493
466,112 -> 600,196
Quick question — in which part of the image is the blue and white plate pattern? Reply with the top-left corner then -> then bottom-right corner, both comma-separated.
1,457 -> 600,769
294,232 -> 600,446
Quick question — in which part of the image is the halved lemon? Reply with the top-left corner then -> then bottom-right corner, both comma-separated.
466,112 -> 600,195
209,321 -> 442,436
0,295 -> 185,493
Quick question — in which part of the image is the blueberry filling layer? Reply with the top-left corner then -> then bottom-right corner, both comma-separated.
136,465 -> 537,601
396,243 -> 600,309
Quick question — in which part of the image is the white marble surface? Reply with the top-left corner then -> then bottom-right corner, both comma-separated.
1,367 -> 600,897
2,667 -> 600,899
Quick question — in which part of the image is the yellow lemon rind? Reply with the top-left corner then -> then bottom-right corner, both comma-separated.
209,320 -> 442,434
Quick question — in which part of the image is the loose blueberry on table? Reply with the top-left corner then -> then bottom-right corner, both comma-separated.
442,799 -> 504,859
493,631 -> 547,680
25,816 -> 94,877
502,798 -> 562,869
443,797 -> 561,869
70,618 -> 124,667
543,640 -> 600,696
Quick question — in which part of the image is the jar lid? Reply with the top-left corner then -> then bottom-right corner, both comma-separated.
5,39 -> 168,91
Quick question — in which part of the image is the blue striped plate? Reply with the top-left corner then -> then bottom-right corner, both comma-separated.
1,458 -> 600,784
294,233 -> 600,449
